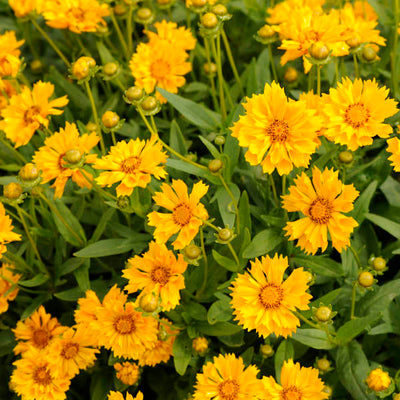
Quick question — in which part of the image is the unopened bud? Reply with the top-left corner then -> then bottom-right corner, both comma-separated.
214,135 -> 225,146
191,0 -> 207,7
372,257 -> 386,272
72,57 -> 96,80
208,159 -> 223,173
141,96 -> 158,112
103,62 -> 118,76
218,228 -> 233,242
322,386 -> 333,398
317,358 -> 331,372
212,4 -> 228,16
64,149 -> 83,164
362,45 -> 377,62
339,151 -> 353,164
114,4 -> 127,15
260,344 -> 274,358
309,42 -> 330,60
102,111 -> 120,129
126,86 -> 145,102
358,271 -> 374,288
315,306 -> 332,322
346,36 -> 361,49
258,25 -> 275,39
201,12 -> 218,29
86,122 -> 98,132
203,62 -> 217,75
192,337 -> 208,353
366,368 -> 391,392
117,196 -> 130,209
184,244 -> 201,260
139,293 -> 159,313
284,67 -> 298,83
19,163 -> 39,181
3,182 -> 23,200
136,7 -> 152,20
30,60 -> 43,74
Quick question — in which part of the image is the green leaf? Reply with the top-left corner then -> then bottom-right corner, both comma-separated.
90,369 -> 114,400
0,330 -> 16,357
89,208 -> 116,243
166,159 -> 220,184
207,298 -> 232,324
274,340 -> 294,383
54,287 -> 85,301
172,332 -> 192,376
255,48 -> 271,90
380,176 -> 400,207
18,273 -> 49,287
169,120 -> 187,156
212,250 -> 238,272
351,180 -> 378,224
291,329 -> 335,350
184,302 -> 207,321
215,183 -> 240,228
21,293 -> 52,320
157,87 -> 221,130
242,229 -> 283,258
96,41 -> 115,64
58,257 -> 85,277
365,213 -> 400,239
194,321 -> 242,336
336,341 -> 376,400
239,191 -> 252,235
292,255 -> 344,277
74,260 -> 91,291
198,136 -> 220,159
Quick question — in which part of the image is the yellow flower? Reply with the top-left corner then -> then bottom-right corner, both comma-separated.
10,348 -> 71,400
42,0 -> 110,33
0,31 -> 24,78
231,82 -> 321,175
33,122 -> 99,198
193,353 -> 263,400
94,136 -> 167,197
0,79 -> 17,111
114,361 -> 140,386
123,241 -> 187,311
192,337 -> 208,353
266,0 -> 324,25
108,391 -> 144,400
387,137 -> 400,172
46,327 -> 99,379
148,180 -> 209,250
0,81 -> 69,148
129,40 -> 192,103
9,0 -> 43,17
230,254 -> 311,338
74,289 -> 101,337
366,368 -> 391,392
186,0 -> 217,6
94,285 -> 158,359
0,263 -> 21,313
353,0 -> 378,21
262,359 -> 328,400
282,167 -> 359,254
0,202 -> 21,259
323,78 -> 398,150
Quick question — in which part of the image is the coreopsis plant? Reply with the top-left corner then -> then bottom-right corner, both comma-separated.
1,0 -> 400,399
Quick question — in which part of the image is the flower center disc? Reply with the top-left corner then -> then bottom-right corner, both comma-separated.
173,203 -> 192,226
151,265 -> 171,285
218,379 -> 240,400
309,197 -> 332,224
345,103 -> 370,128
61,342 -> 80,359
33,366 -> 52,386
32,329 -> 50,349
121,156 -> 141,173
281,386 -> 302,400
267,119 -> 290,142
151,60 -> 171,81
23,105 -> 41,125
114,315 -> 136,334
259,283 -> 284,309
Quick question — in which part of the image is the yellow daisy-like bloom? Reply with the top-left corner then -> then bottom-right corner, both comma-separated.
282,167 -> 359,255
94,285 -> 158,359
33,122 -> 99,198
266,0 -> 324,25
0,79 -> 17,110
353,0 -> 378,21
0,202 -> 21,259
148,180 -> 209,250
387,137 -> 400,172
0,31 -> 24,78
93,136 -> 167,197
231,82 -> 321,175
366,368 -> 391,392
0,81 -> 69,148
46,327 -> 99,379
193,353 -> 263,400
137,318 -> 178,367
42,0 -> 110,33
123,241 -> 187,311
262,359 -> 328,400
129,40 -> 192,103
114,361 -> 140,386
9,0 -> 43,17
323,78 -> 398,151
108,391 -> 144,400
12,305 -> 67,355
10,348 -> 71,400
146,20 -> 196,51
230,254 -> 311,338
0,263 -> 21,313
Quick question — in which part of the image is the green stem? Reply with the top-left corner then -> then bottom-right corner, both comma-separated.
0,137 -> 27,164
111,131 -> 117,146
204,38 -> 220,111
268,44 -> 278,82
218,173 -> 240,231
31,19 -> 71,67
197,217 -> 220,232
127,5 -> 134,54
110,12 -> 130,61
227,242 -> 240,266
349,244 -> 363,270
353,53 -> 359,78
316,65 -> 321,96
350,281 -> 357,320
80,168 -> 117,201
196,227 -> 208,299
269,174 -> 279,207
391,0 -> 399,97
294,311 -> 322,330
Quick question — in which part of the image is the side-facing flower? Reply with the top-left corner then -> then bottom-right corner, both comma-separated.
0,31 -> 24,78
114,361 -> 140,386
108,391 -> 144,400
387,137 -> 400,171
0,202 -> 21,259
0,263 -> 21,313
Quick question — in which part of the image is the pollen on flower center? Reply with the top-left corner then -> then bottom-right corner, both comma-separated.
172,203 -> 192,226
218,379 -> 240,400
121,156 -> 141,173
281,385 -> 302,400
32,366 -> 52,386
61,342 -> 80,359
151,59 -> 171,80
344,103 -> 370,128
308,197 -> 332,224
114,315 -> 136,334
259,283 -> 284,309
267,119 -> 290,142
23,106 -> 41,124
32,329 -> 50,349
150,265 -> 171,285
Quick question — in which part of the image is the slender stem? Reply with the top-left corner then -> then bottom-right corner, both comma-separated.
0,86 -> 9,101
84,81 -> 106,155
0,137 -> 27,164
227,242 -> 240,266
391,0 -> 399,97
350,281 -> 357,320
111,131 -> 117,146
349,244 -> 363,270
316,65 -> 321,96
197,217 -> 220,232
127,5 -> 134,54
79,168 -> 117,201
269,174 -> 279,207
204,38 -> 220,112
221,29 -> 244,95
31,19 -> 71,67
268,44 -> 278,82
196,227 -> 208,299
294,311 -> 322,330
218,173 -> 240,231
75,35 -> 91,57
353,53 -> 359,78
3,253 -> 32,273
282,175 -> 288,220
210,36 -> 227,122
110,12 -> 130,61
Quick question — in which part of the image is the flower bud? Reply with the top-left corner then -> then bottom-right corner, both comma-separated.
393,393 -> 400,400
192,337 -> 208,353
117,196 -> 130,209
218,228 -> 233,242
136,7 -> 152,21
157,0 -> 173,5
125,86 -> 145,103
316,358 -> 331,373
19,163 -> 39,181
208,159 -> 223,173
309,42 -> 330,60
372,257 -> 386,272
114,4 -> 127,15
346,36 -> 361,49
102,111 -> 120,129
201,12 -> 218,29
141,96 -> 158,112
203,62 -> 217,75
30,60 -> 43,74
184,244 -> 201,260
315,306 -> 332,322
260,344 -> 274,358
258,24 -> 275,39
64,149 -> 83,165
103,62 -> 118,76
86,122 -> 98,132
362,45 -> 377,62
366,368 -> 391,392
304,271 -> 314,286
212,4 -> 228,16
284,67 -> 298,83
339,150 -> 353,164
322,386 -> 333,398
139,293 -> 159,313
358,271 -> 374,288
72,57 -> 96,80
214,135 -> 225,146
191,0 -> 207,7
3,182 -> 23,200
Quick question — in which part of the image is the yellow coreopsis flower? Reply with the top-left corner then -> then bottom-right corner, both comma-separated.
353,0 -> 378,21
0,263 -> 21,313
323,78 -> 398,151
193,353 -> 263,400
366,368 -> 391,392
266,0 -> 324,25
230,254 -> 311,338
387,137 -> 400,171
108,391 -> 144,400
148,179 -> 209,250
129,40 -> 192,103
231,81 -> 321,175
0,31 -> 24,78
0,81 -> 69,148
0,79 -> 17,111
33,122 -> 100,198
282,167 -> 359,254
9,0 -> 43,17
0,202 -> 21,259
114,361 -> 140,386
123,241 -> 187,311
93,136 -> 168,197
262,359 -> 328,400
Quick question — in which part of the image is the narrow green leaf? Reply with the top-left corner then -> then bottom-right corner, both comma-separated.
194,321 -> 242,336
351,180 -> 378,224
292,255 -> 344,277
291,329 -> 335,350
54,287 -> 85,301
0,330 -> 16,357
239,191 -> 252,235
173,332 -> 192,376
212,250 -> 238,272
274,340 -> 294,383
215,184 -> 240,228
198,136 -> 220,159
169,120 -> 187,156
166,159 -> 220,184
89,208 -> 116,244
96,41 -> 115,64
73,260 -> 91,291
21,293 -> 52,320
58,257 -> 85,277
365,213 -> 400,239
19,273 -> 49,287
242,229 -> 283,258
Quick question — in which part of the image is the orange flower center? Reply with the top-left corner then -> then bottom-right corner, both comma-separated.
150,265 -> 171,285
309,197 -> 332,224
151,59 -> 171,81
32,328 -> 50,349
267,119 -> 290,142
344,103 -> 370,128
114,315 -> 136,334
32,366 -> 52,386
121,156 -> 141,173
61,342 -> 80,359
173,203 -> 192,226
23,105 -> 41,125
259,283 -> 284,309
218,379 -> 240,400
281,386 -> 302,400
